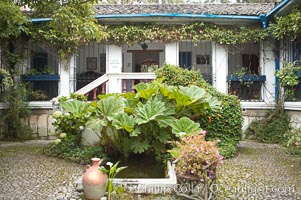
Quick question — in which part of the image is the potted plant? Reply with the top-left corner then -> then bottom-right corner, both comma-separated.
169,130 -> 223,200
21,66 -> 60,81
29,89 -> 48,101
227,68 -> 266,87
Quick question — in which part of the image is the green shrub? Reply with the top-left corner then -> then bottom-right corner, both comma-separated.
44,134 -> 108,164
0,83 -> 32,141
246,108 -> 291,144
155,64 -> 243,157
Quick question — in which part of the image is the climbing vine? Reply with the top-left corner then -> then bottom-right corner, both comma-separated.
268,6 -> 301,41
104,23 -> 268,45
0,68 -> 13,90
27,0 -> 107,61
0,1 -> 28,40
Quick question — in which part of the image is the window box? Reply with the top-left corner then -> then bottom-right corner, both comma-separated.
21,74 -> 60,81
227,75 -> 266,101
21,74 -> 59,101
227,75 -> 266,82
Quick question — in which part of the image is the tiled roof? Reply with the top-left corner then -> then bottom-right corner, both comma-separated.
94,3 -> 275,16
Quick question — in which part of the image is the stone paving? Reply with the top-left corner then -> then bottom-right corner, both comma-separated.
217,141 -> 301,199
0,140 -> 300,200
0,140 -> 84,200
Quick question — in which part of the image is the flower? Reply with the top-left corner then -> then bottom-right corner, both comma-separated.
54,139 -> 61,145
79,126 -> 84,131
199,130 -> 207,135
59,133 -> 66,138
178,132 -> 186,136
51,119 -> 57,124
106,162 -> 113,167
53,111 -> 62,118
51,97 -> 59,106
64,112 -> 70,116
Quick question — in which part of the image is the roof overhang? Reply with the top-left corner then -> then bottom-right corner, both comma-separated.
29,0 -> 298,29
267,0 -> 301,19
94,13 -> 261,26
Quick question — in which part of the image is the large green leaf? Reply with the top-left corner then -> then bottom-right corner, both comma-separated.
156,115 -> 176,128
179,85 -> 209,102
154,130 -> 171,143
96,96 -> 125,121
130,140 -> 150,154
171,117 -> 201,137
112,113 -> 135,133
86,116 -> 108,132
135,99 -> 166,125
135,82 -> 159,100
60,100 -> 89,115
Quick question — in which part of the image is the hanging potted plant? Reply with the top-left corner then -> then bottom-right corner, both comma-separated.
276,62 -> 301,101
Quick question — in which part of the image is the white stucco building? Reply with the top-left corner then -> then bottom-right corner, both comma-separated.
1,0 -> 301,137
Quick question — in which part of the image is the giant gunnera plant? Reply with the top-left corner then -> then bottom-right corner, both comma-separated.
52,80 -> 220,159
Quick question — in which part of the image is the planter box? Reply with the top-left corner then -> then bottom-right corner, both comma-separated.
227,75 -> 266,82
21,74 -> 60,81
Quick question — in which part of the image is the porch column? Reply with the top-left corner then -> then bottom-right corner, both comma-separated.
261,39 -> 276,103
212,42 -> 228,94
58,54 -> 75,97
106,44 -> 122,93
165,42 -> 179,66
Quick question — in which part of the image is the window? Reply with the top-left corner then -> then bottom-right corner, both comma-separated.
228,82 -> 263,101
22,49 -> 59,101
228,43 -> 264,101
179,52 -> 192,70
241,54 -> 259,74
196,55 -> 210,65
286,41 -> 301,101
32,52 -> 48,72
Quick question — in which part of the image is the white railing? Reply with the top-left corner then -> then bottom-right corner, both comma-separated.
75,72 -> 156,100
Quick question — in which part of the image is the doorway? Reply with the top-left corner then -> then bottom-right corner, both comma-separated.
132,51 -> 159,72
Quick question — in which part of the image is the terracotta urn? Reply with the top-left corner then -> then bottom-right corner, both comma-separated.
82,158 -> 107,200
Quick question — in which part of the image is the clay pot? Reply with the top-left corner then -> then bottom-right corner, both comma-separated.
82,158 -> 107,200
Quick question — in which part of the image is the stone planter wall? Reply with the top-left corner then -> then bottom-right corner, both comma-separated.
27,109 -> 56,139
242,109 -> 301,135
1,107 -> 300,140
0,108 -> 56,139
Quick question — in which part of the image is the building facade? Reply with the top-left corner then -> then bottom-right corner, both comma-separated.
0,0 -> 301,137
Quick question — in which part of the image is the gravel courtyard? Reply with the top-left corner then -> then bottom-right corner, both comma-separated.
0,140 -> 300,200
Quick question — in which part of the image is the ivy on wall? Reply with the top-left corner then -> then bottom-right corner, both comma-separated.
1,1 -> 301,61
104,23 -> 268,45
268,6 -> 301,41
0,1 -> 28,40
27,0 -> 107,61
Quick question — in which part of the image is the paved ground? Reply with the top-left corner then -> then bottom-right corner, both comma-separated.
0,140 -> 300,200
217,141 -> 301,199
0,140 -> 84,200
